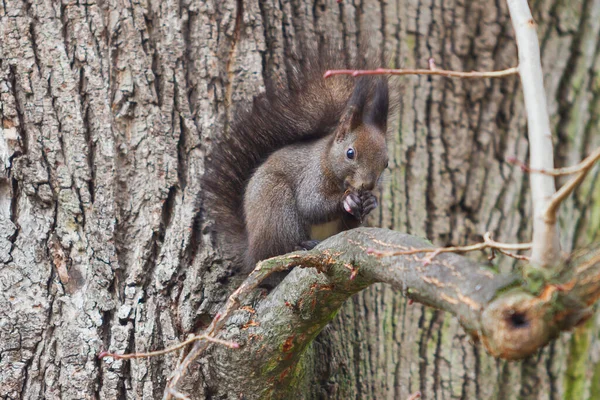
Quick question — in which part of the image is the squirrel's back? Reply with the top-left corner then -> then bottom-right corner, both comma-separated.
202,44 -> 386,271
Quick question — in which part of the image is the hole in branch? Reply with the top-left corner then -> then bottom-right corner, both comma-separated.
507,311 -> 529,329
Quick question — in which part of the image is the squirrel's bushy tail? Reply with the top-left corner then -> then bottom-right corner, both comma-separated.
202,44 -> 386,270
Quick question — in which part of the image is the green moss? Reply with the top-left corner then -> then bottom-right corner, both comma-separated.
382,293 -> 394,338
483,261 -> 501,274
387,55 -> 397,69
593,73 -> 600,92
583,170 -> 600,243
590,355 -> 600,400
405,34 -> 416,59
521,265 -> 549,295
261,357 -> 281,376
287,348 -> 308,389
564,320 -> 592,400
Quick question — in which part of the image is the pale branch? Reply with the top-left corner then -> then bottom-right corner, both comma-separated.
367,232 -> 531,263
159,229 -> 600,399
507,0 -> 560,268
324,61 -> 518,79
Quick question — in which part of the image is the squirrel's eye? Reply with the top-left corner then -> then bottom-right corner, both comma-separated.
346,148 -> 355,160
385,161 -> 389,168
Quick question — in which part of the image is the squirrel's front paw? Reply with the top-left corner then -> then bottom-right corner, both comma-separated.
360,191 -> 378,217
343,191 -> 378,220
343,192 -> 363,218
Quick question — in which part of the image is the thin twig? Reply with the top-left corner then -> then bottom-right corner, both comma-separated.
324,59 -> 518,79
506,147 -> 600,176
98,334 -> 239,361
483,232 -> 532,251
368,242 -> 487,257
367,232 -> 531,262
544,147 -> 600,223
495,247 -> 531,261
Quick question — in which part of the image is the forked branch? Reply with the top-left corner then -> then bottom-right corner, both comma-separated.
150,229 -> 600,399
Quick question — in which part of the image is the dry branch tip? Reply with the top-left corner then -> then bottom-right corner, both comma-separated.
407,391 -> 422,400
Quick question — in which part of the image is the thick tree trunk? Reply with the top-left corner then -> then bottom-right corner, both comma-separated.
1,0 -> 598,399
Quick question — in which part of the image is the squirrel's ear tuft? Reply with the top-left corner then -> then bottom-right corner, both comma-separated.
335,78 -> 371,142
335,77 -> 389,142
334,105 -> 360,142
364,78 -> 389,132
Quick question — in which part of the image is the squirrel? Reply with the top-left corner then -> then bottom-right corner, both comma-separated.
202,46 -> 390,274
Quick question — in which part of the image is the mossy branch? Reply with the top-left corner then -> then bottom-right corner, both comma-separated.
158,228 -> 600,398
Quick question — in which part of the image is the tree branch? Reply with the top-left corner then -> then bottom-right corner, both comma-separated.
506,0 -> 560,268
161,229 -> 600,398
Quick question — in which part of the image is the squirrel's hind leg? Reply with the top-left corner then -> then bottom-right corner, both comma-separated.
244,179 -> 309,267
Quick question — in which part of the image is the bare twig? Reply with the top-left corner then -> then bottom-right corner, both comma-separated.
367,232 -> 531,263
494,247 -> 531,261
506,147 -> 600,224
98,334 -> 239,361
506,147 -> 600,177
324,59 -> 518,79
544,147 -> 600,223
368,242 -> 487,257
507,0 -> 560,268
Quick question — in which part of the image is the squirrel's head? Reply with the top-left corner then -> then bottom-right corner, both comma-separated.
329,77 -> 389,192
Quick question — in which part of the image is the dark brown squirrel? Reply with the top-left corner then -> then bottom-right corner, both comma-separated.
202,46 -> 390,274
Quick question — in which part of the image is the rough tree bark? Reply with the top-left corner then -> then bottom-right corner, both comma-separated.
1,1 -> 599,400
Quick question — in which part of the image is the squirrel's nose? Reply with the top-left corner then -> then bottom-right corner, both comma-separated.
360,181 -> 376,191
